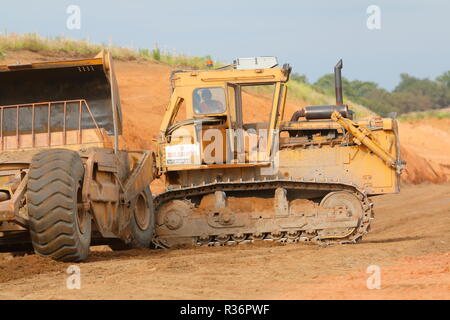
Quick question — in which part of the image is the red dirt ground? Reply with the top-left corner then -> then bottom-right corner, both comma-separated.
0,183 -> 448,299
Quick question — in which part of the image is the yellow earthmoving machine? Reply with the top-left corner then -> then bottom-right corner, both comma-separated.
0,52 -> 155,261
0,53 -> 404,261
152,57 -> 404,247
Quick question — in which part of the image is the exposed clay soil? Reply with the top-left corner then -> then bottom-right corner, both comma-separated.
0,183 -> 448,299
0,51 -> 448,300
399,119 -> 450,183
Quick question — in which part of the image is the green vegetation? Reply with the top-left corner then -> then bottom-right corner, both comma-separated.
152,47 -> 161,61
243,79 -> 374,119
287,80 -> 374,118
398,109 -> 450,122
306,71 -> 450,117
0,33 -> 219,69
0,33 -> 132,58
2,33 -> 448,120
290,73 -> 308,84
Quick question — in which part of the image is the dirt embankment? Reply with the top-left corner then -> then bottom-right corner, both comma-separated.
399,119 -> 450,183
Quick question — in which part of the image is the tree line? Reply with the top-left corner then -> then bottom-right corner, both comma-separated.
291,71 -> 450,117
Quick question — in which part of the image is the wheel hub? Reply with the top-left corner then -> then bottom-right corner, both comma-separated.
134,194 -> 150,231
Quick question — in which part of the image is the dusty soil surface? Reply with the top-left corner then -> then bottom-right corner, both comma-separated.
0,183 -> 448,300
399,119 -> 450,183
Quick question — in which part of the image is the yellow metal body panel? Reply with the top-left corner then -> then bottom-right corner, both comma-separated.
0,58 -> 104,72
157,64 -> 402,197
170,67 -> 289,87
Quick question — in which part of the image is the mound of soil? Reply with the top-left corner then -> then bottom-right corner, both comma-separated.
399,119 -> 450,183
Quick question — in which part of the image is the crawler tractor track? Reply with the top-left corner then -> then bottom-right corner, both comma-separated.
152,180 -> 374,248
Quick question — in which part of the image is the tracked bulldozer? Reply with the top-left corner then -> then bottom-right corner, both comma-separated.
0,52 -> 155,261
152,57 -> 404,247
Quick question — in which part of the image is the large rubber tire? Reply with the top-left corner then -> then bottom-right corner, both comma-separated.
109,187 -> 155,250
27,149 -> 91,262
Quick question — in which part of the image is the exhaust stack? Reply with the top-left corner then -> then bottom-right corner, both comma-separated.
334,59 -> 343,105
290,58 -> 350,121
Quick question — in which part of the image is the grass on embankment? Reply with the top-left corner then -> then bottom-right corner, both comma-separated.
0,33 -> 375,118
244,80 -> 374,119
398,109 -> 450,122
0,33 -> 217,69
287,80 -> 375,119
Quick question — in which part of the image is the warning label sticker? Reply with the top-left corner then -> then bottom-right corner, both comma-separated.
165,144 -> 199,165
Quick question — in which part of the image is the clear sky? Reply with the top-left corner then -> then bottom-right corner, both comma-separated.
1,0 -> 449,89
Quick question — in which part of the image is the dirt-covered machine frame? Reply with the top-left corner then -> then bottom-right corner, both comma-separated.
153,58 -> 404,247
0,52 -> 155,261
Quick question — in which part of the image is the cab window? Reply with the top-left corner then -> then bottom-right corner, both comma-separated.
193,87 -> 226,115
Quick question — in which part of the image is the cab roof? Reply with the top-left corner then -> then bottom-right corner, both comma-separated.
170,64 -> 291,88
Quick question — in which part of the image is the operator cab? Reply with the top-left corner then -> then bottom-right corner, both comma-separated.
193,87 -> 226,115
159,57 -> 291,169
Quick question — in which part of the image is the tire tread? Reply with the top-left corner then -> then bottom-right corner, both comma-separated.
27,149 -> 89,262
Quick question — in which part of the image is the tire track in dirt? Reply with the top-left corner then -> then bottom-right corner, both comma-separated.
0,183 -> 448,299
